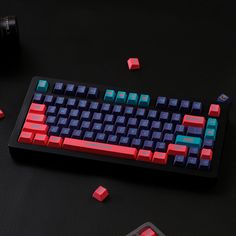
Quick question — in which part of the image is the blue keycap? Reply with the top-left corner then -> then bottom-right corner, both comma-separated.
76,85 -> 87,97
71,129 -> 83,139
87,87 -> 99,99
168,98 -> 179,110
69,119 -> 79,129
89,102 -> 100,112
173,155 -> 186,166
162,123 -> 173,133
143,140 -> 154,151
55,96 -> 66,107
66,98 -> 77,108
127,128 -> 138,138
159,111 -> 170,122
44,95 -> 54,105
188,147 -> 200,157
33,93 -> 44,103
115,116 -> 126,126
60,128 -> 72,138
156,96 -> 167,109
139,119 -> 150,129
78,100 -> 89,109
131,138 -> 142,149
65,84 -> 76,95
48,126 -> 60,136
101,103 -> 112,113
92,112 -> 103,122
69,109 -> 80,119
104,114 -> 114,124
187,126 -> 204,137
119,136 -> 130,146
203,139 -> 214,149
46,116 -> 57,126
186,157 -> 198,168
147,110 -> 158,120
180,100 -> 191,113
80,121 -> 91,130
171,113 -> 181,124
136,108 -> 146,118
139,130 -> 150,139
191,102 -> 202,114
199,159 -> 211,170
151,131 -> 162,141
57,117 -> 69,127
80,111 -> 91,121
53,82 -> 64,94
150,121 -> 162,131
112,105 -> 123,115
127,118 -> 138,127
58,107 -> 69,117
107,135 -> 118,144
174,124 -> 185,135
84,131 -> 95,141
116,126 -> 127,136
163,133 -> 174,144
104,124 -> 115,134
175,135 -> 202,148
95,133 -> 107,143
124,106 -> 135,116
155,142 -> 166,152
92,123 -> 103,132
204,128 -> 216,140
46,106 -> 57,116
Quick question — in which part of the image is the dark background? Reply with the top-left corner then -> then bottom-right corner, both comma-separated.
0,0 -> 236,235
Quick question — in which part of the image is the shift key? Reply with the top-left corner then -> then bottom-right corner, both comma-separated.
175,135 -> 202,148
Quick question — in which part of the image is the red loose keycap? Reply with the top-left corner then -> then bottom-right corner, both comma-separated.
22,122 -> 48,134
33,134 -> 48,146
137,150 -> 153,162
62,138 -> 138,160
18,131 -> 34,144
92,185 -> 109,202
29,103 -> 46,114
200,148 -> 213,160
152,152 -> 168,165
47,136 -> 63,148
26,113 -> 46,124
208,104 -> 221,117
0,109 -> 5,119
182,115 -> 206,128
127,58 -> 140,70
140,227 -> 157,236
167,144 -> 188,157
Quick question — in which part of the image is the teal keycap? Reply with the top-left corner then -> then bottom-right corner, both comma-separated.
115,91 -> 127,104
204,128 -> 216,140
175,135 -> 202,148
127,93 -> 139,106
138,94 -> 150,107
36,80 -> 48,93
104,89 -> 116,102
206,118 -> 218,130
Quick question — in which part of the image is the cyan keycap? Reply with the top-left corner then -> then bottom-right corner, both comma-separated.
37,80 -> 48,93
127,93 -> 139,106
115,91 -> 127,104
175,135 -> 202,148
206,118 -> 218,130
138,94 -> 150,107
204,128 -> 216,140
104,89 -> 116,102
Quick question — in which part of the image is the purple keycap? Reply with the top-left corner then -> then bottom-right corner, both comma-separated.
80,111 -> 92,121
112,105 -> 123,115
155,142 -> 166,152
173,155 -> 186,166
115,116 -> 126,126
57,117 -> 69,127
71,129 -> 83,139
104,114 -> 114,124
139,130 -> 150,139
53,82 -> 65,94
69,109 -> 80,119
127,118 -> 138,127
44,95 -> 54,105
107,135 -> 118,144
151,131 -> 162,141
199,159 -> 211,170
95,133 -> 107,143
87,87 -> 99,99
76,85 -> 87,97
139,119 -> 150,129
68,119 -> 79,129
150,121 -> 162,131
57,107 -> 69,117
168,98 -> 179,110
159,111 -> 170,122
55,96 -> 66,107
163,133 -> 174,143
116,126 -> 127,136
89,102 -> 101,112
83,131 -> 95,141
104,124 -> 115,134
48,126 -> 60,136
47,106 -> 57,116
191,101 -> 202,114
80,121 -> 91,130
203,139 -> 214,149
127,128 -> 138,138
101,103 -> 112,113
171,113 -> 181,124
186,157 -> 198,168
156,96 -> 167,109
92,122 -> 103,132
60,128 -> 72,138
131,138 -> 142,149
46,116 -> 57,126
65,84 -> 76,95
78,99 -> 89,109
180,100 -> 190,113
119,136 -> 130,146
136,108 -> 146,118
124,106 -> 135,116
33,93 -> 44,103
188,147 -> 200,157
147,110 -> 158,120
92,112 -> 103,122
143,140 -> 154,151
66,98 -> 77,108
162,122 -> 173,133
187,126 -> 203,137
174,124 -> 185,135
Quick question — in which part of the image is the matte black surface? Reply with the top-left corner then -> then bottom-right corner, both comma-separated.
0,1 -> 236,235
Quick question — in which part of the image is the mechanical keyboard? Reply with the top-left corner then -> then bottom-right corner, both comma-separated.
8,76 -> 230,179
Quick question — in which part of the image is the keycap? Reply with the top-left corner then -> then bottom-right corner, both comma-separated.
83,131 -> 95,141
33,93 -> 44,103
137,150 -> 153,162
47,136 -> 63,148
199,159 -> 211,170
66,98 -> 77,108
151,131 -> 162,141
101,103 -> 112,113
29,103 -> 46,114
104,114 -> 114,124
200,148 -> 213,160
71,129 -> 83,139
150,121 -> 162,131
180,100 -> 190,113
127,117 -> 138,127
159,111 -> 170,122
112,105 -> 123,115
191,102 -> 202,114
139,119 -> 150,129
155,142 -> 166,152
204,128 -> 216,140
143,140 -> 154,151
104,124 -> 115,134
139,94 -> 150,107
188,147 -> 200,157
44,95 -> 54,105
175,135 -> 202,148
140,227 -> 157,236
127,93 -> 138,105
55,96 -> 66,107
23,122 -> 48,134
136,108 -> 146,118
115,116 -> 126,126
76,85 -> 87,97
53,82 -> 64,94
208,104 -> 220,117
186,126 -> 204,137
171,113 -> 181,124
69,119 -> 80,129
107,135 -> 118,144
202,139 -> 214,149
173,155 -> 186,166
127,58 -> 140,70
182,114 -> 206,128
174,124 -> 185,135
131,138 -> 142,149
147,110 -> 158,120
47,113 -> 58,124
167,144 -> 188,156
124,106 -> 135,116
78,99 -> 89,110
80,121 -> 91,130
156,96 -> 168,109
57,107 -> 69,117
116,126 -> 127,136
60,128 -> 72,138
48,126 -> 60,136
80,111 -> 92,121
92,186 -> 109,202
65,84 -> 76,95
206,118 -> 218,130
62,138 -> 137,159
92,112 -> 103,122
115,91 -> 127,104
127,128 -> 137,138
186,157 -> 198,168
168,98 -> 179,110
87,87 -> 99,99
26,113 -> 46,123
119,136 -> 130,146
57,117 -> 69,127
95,133 -> 107,143
18,131 -> 34,144
162,122 -> 173,133
92,123 -> 103,132
152,152 -> 168,165
69,109 -> 80,119
163,133 -> 174,144
33,134 -> 49,146
217,93 -> 229,103
36,80 -> 48,93
104,89 -> 116,102
139,130 -> 150,139
89,102 -> 100,112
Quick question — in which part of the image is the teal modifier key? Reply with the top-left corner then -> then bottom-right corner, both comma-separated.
138,94 -> 150,107
206,118 -> 218,130
204,128 -> 216,140
115,91 -> 127,104
104,89 -> 116,102
127,93 -> 139,106
36,80 -> 48,93
175,135 -> 202,148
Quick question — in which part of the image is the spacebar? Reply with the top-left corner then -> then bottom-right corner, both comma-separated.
62,138 -> 138,160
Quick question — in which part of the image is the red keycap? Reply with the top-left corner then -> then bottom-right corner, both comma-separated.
62,138 -> 138,160
167,144 -> 188,157
140,227 -> 157,236
92,185 -> 109,202
127,58 -> 140,70
137,150 -> 153,162
18,131 -> 34,144
33,133 -> 48,146
26,113 -> 46,124
200,148 -> 213,160
47,136 -> 63,148
23,122 -> 48,134
182,115 -> 206,128
152,152 -> 168,165
29,103 -> 46,114
0,109 -> 5,119
208,104 -> 221,117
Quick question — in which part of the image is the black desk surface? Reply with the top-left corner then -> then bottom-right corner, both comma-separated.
1,1 -> 236,235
